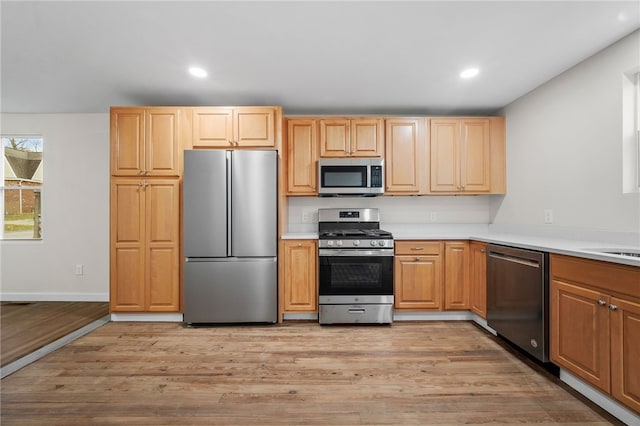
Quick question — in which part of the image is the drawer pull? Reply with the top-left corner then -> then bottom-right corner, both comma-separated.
348,308 -> 365,314
410,247 -> 424,251
609,304 -> 618,312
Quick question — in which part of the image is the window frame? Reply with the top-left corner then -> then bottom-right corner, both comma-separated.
1,135 -> 44,240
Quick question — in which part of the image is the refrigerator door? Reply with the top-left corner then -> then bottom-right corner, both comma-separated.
230,150 -> 277,257
183,150 -> 228,258
183,258 -> 278,324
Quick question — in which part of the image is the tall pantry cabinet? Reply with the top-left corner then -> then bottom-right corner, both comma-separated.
109,107 -> 185,312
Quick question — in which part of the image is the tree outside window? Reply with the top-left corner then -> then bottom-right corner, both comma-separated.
1,136 -> 44,239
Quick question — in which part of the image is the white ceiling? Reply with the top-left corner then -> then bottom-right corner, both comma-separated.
1,1 -> 639,115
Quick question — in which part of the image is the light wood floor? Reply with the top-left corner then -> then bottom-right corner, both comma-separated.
0,301 -> 109,367
0,321 -> 620,425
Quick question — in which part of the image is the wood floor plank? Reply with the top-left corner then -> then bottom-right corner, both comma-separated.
0,302 -> 109,366
0,321 -> 621,425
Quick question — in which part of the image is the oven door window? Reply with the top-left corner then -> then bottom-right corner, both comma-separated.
319,256 -> 393,295
320,166 -> 367,188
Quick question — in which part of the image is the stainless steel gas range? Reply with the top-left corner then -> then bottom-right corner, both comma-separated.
317,208 -> 394,324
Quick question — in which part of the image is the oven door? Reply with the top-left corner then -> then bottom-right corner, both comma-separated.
318,249 -> 394,297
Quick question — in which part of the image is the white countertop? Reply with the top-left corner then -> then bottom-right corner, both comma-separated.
282,224 -> 640,267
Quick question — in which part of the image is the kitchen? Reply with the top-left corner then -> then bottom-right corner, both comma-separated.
1,1 -> 640,424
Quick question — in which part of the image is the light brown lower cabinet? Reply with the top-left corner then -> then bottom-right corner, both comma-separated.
394,240 -> 470,311
394,242 -> 443,310
110,178 -> 180,312
443,241 -> 470,310
469,241 -> 487,318
550,254 -> 640,414
281,240 -> 318,313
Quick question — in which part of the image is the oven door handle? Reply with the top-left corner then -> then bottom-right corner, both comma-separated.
319,249 -> 394,257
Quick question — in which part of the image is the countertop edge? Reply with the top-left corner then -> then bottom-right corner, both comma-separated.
281,232 -> 640,267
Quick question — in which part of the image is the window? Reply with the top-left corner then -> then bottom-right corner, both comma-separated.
1,136 -> 44,239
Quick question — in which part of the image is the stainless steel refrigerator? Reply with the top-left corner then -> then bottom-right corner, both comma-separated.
183,150 -> 278,324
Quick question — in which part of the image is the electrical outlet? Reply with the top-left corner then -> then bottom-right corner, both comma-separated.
430,212 -> 438,222
544,209 -> 553,224
75,264 -> 84,275
302,211 -> 312,223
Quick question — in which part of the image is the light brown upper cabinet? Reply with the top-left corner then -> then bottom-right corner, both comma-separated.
429,117 -> 505,194
319,118 -> 384,157
110,107 -> 182,177
285,118 -> 318,195
384,118 -> 426,194
192,106 -> 280,148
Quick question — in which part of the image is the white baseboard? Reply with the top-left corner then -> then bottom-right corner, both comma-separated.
393,311 -> 474,321
0,292 -> 109,302
470,314 -> 497,335
110,313 -> 183,322
559,369 -> 640,425
283,313 -> 318,320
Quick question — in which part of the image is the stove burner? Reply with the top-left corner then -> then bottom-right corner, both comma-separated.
319,228 -> 393,239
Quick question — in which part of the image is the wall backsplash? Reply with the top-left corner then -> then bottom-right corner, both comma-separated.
287,196 -> 492,232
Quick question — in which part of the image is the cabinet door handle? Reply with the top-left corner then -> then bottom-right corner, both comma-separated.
597,299 -> 607,306
480,249 -> 486,253
297,243 -> 302,247
228,139 -> 234,145
414,257 -> 420,262
609,304 -> 618,311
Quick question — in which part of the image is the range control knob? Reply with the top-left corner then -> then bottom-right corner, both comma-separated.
378,240 -> 386,247
327,240 -> 334,246
336,240 -> 343,247
353,240 -> 360,246
370,240 -> 377,246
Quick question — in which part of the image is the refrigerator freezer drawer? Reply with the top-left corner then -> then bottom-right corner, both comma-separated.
184,258 -> 277,324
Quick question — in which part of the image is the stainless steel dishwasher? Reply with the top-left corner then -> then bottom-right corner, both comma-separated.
487,244 -> 549,362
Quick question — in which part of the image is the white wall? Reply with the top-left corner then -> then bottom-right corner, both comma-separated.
0,113 -> 110,300
492,30 -> 640,239
288,195 -> 492,232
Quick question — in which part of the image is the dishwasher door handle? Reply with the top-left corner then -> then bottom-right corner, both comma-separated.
488,251 -> 541,268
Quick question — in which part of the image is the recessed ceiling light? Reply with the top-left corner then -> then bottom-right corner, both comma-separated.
188,67 -> 207,78
460,67 -> 479,79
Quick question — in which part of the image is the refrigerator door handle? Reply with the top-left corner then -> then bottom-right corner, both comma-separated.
226,151 -> 232,256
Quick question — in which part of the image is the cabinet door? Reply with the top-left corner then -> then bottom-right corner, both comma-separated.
444,242 -> 469,310
610,296 -> 640,413
550,280 -> 610,393
385,118 -> 422,194
145,180 -> 180,311
192,107 -> 234,147
282,240 -> 318,312
286,119 -> 318,195
110,108 -> 145,176
350,118 -> 383,157
234,107 -> 277,147
320,119 -> 350,157
469,241 -> 487,318
394,255 -> 443,310
460,119 -> 490,192
110,179 -> 146,311
430,119 -> 459,192
145,109 -> 181,176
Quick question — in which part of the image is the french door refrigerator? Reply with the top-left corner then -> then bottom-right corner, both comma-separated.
183,150 -> 278,324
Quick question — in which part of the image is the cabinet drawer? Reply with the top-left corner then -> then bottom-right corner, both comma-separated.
395,241 -> 441,255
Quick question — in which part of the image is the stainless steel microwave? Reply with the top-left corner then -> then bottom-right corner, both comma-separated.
318,158 -> 384,196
